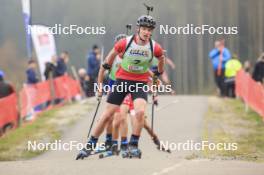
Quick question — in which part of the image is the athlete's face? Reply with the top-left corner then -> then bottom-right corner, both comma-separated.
138,26 -> 153,41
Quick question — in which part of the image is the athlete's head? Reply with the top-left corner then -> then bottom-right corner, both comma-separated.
136,15 -> 156,42
114,34 -> 127,43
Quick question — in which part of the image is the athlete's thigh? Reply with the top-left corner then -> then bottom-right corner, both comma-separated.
130,86 -> 148,105
102,102 -> 119,118
107,79 -> 129,105
133,98 -> 147,112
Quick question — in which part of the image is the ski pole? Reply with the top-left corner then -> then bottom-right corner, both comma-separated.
151,95 -> 155,131
151,76 -> 158,131
87,99 -> 101,138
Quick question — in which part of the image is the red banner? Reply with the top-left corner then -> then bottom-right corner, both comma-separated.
0,93 -> 18,130
20,81 -> 52,118
236,70 -> 264,118
0,75 -> 81,136
20,75 -> 81,118
54,75 -> 81,101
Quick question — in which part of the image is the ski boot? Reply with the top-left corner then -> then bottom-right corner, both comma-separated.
120,144 -> 129,158
126,144 -> 142,159
104,140 -> 112,151
99,144 -> 119,159
76,147 -> 92,160
76,142 -> 97,160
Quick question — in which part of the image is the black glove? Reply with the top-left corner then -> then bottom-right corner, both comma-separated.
154,70 -> 163,77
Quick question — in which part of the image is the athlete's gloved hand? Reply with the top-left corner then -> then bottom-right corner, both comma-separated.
96,91 -> 103,102
152,76 -> 162,87
153,96 -> 158,106
154,99 -> 159,106
152,75 -> 159,85
153,70 -> 163,77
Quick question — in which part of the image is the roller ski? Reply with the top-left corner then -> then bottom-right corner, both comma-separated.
99,144 -> 119,159
76,147 -> 92,160
90,140 -> 113,155
122,144 -> 142,159
120,144 -> 129,158
76,141 -> 111,160
153,137 -> 171,153
76,146 -> 107,160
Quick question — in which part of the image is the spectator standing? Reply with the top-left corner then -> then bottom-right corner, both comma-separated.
55,51 -> 70,77
224,54 -> 242,98
25,60 -> 39,120
78,68 -> 90,97
26,60 -> 39,84
209,39 -> 231,96
44,55 -> 57,80
252,53 -> 264,84
243,60 -> 252,74
87,45 -> 101,96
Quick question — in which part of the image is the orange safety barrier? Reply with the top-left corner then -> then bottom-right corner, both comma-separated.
0,93 -> 18,130
235,70 -> 264,118
20,81 -> 52,118
53,75 -> 81,101
20,75 -> 81,118
0,75 -> 81,136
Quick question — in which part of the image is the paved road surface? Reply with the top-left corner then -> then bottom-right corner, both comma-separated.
0,96 -> 263,175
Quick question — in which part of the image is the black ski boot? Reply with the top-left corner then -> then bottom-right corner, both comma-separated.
120,144 -> 129,158
104,140 -> 112,151
99,144 -> 119,159
125,144 -> 142,159
76,142 -> 97,160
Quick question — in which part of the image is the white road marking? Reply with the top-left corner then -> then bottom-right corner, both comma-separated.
151,159 -> 210,175
151,162 -> 183,175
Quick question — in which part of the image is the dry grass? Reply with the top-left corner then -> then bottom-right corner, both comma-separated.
202,97 -> 264,162
0,100 -> 92,161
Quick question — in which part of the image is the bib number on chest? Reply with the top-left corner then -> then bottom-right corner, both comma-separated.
128,65 -> 144,71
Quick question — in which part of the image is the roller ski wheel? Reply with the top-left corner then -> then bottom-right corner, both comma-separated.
128,149 -> 142,159
120,144 -> 129,158
98,144 -> 119,159
124,145 -> 142,159
121,151 -> 129,158
99,150 -> 113,159
90,141 -> 112,156
76,142 -> 105,160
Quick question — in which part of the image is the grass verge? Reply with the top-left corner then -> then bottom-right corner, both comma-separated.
0,100 -> 92,161
201,96 -> 264,162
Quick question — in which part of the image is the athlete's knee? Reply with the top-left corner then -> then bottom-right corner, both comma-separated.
134,110 -> 145,122
135,109 -> 144,116
119,115 -> 127,125
101,111 -> 114,123
114,111 -> 124,126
